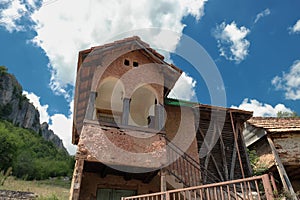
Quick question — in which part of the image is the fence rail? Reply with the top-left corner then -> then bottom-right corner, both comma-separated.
122,174 -> 277,200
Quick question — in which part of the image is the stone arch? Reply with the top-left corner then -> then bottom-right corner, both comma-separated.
128,85 -> 158,127
95,77 -> 125,123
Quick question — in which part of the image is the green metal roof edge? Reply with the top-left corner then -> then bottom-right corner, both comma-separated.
164,98 -> 199,107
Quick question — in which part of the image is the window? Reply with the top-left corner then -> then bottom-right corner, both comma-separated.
124,59 -> 130,66
97,189 -> 136,200
133,61 -> 139,67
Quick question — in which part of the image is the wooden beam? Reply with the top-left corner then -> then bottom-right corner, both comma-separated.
229,111 -> 245,178
267,136 -> 297,200
199,126 -> 224,182
219,128 -> 229,180
69,159 -> 84,200
229,139 -> 237,180
160,169 -> 167,192
237,122 -> 253,176
203,149 -> 211,183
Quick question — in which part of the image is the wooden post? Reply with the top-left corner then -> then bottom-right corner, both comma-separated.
69,159 -> 84,200
160,169 -> 167,192
267,136 -> 297,200
261,174 -> 274,200
269,173 -> 278,196
229,111 -> 245,178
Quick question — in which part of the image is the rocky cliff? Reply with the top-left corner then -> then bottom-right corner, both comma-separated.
0,66 -> 67,153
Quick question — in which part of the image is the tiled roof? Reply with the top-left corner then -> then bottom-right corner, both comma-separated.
247,117 -> 300,132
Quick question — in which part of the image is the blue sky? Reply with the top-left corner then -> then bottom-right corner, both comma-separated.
0,0 -> 299,154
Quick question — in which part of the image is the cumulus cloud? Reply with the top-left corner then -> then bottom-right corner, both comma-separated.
214,21 -> 250,63
168,72 -> 197,101
231,98 -> 293,117
289,19 -> 300,34
272,60 -> 300,100
49,100 -> 77,155
254,8 -> 270,24
23,91 -> 76,154
0,0 -> 27,32
1,0 -> 206,99
23,91 -> 50,123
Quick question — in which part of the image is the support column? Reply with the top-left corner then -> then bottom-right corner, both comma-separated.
155,103 -> 164,130
122,98 -> 130,125
160,169 -> 167,192
69,159 -> 84,200
85,92 -> 97,120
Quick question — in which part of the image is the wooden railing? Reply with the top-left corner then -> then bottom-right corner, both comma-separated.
122,174 -> 277,200
165,137 -> 227,187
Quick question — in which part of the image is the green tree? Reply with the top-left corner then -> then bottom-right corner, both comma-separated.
0,66 -> 8,75
0,120 -> 74,180
277,111 -> 298,118
0,132 -> 15,171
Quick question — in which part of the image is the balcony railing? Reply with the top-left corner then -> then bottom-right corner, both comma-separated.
122,174 -> 277,200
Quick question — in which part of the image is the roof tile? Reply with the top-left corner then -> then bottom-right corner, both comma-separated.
247,117 -> 300,132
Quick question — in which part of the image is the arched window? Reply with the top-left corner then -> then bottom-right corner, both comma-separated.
95,78 -> 124,124
128,86 -> 157,128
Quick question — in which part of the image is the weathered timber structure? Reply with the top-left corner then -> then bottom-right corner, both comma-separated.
244,117 -> 300,199
70,36 -> 254,200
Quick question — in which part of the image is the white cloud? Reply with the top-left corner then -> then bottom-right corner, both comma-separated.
272,60 -> 300,100
168,72 -> 196,101
254,8 -> 270,24
23,91 -> 76,155
231,98 -> 293,117
0,0 -> 27,32
289,19 -> 300,34
1,0 -> 206,154
23,91 -> 50,123
26,0 -> 205,99
214,21 -> 250,63
49,100 -> 77,155
0,0 -> 39,32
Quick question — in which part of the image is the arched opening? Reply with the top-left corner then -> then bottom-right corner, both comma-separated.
95,78 -> 124,124
129,86 -> 157,128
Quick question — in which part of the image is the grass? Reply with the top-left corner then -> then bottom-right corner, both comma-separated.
0,176 -> 70,200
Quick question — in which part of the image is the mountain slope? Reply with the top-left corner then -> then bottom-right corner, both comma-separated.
0,120 -> 74,180
0,66 -> 67,153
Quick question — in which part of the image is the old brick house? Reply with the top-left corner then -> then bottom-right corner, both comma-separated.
70,36 -> 253,200
244,117 -> 300,199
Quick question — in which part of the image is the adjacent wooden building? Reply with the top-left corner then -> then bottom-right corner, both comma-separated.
70,36 -> 253,200
244,117 -> 300,199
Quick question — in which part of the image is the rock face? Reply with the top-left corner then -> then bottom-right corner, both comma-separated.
40,122 -> 66,151
0,67 -> 67,153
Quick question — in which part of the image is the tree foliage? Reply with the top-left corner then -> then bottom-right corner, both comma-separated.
0,66 -> 8,75
277,111 -> 298,118
0,120 -> 74,180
